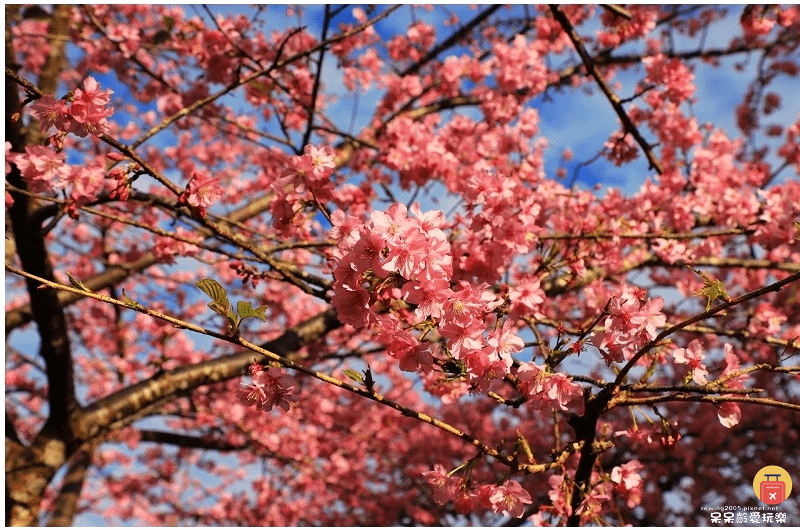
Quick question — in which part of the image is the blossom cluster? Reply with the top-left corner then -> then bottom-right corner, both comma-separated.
270,145 -> 337,235
29,76 -> 114,138
6,143 -> 107,209
330,202 -> 533,391
516,361 -> 583,411
423,464 -> 532,518
235,365 -> 298,413
329,201 -> 453,330
591,292 -> 666,365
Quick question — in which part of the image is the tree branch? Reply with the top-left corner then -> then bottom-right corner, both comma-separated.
613,393 -> 800,412
549,4 -> 664,174
399,5 -> 502,78
615,269 -> 800,387
600,4 -> 632,20
44,441 -> 97,527
7,264 -> 581,477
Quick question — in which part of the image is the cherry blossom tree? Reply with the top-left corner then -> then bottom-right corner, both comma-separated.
5,4 -> 800,526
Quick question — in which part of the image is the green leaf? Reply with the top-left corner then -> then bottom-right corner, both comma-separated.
197,278 -> 238,332
237,301 -> 267,322
196,278 -> 230,306
208,301 -> 234,319
343,369 -> 364,383
690,267 -> 729,310
66,272 -> 93,292
121,289 -> 145,311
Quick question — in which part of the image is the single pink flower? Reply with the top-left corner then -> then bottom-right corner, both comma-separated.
486,319 -> 524,359
487,480 -> 532,518
717,402 -> 741,428
544,372 -> 582,411
422,464 -> 456,505
303,144 -> 336,179
181,171 -> 224,210
672,339 -> 708,384
30,95 -> 70,132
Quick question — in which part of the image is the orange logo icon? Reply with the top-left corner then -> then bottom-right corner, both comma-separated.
753,466 -> 792,505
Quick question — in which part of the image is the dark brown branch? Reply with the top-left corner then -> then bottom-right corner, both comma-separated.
137,430 -> 246,452
549,4 -> 664,175
76,307 -> 341,442
399,5 -> 502,78
5,6 -> 81,526
301,4 -> 331,149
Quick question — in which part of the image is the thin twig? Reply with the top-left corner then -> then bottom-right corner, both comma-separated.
549,4 -> 664,174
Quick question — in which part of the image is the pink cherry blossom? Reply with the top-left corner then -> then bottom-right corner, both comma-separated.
516,361 -> 546,397
370,202 -> 412,243
377,315 -> 432,373
485,480 -> 532,518
68,76 -> 115,137
304,144 -> 336,179
630,296 -> 666,341
544,372 -> 583,411
672,339 -> 708,384
236,367 -> 298,412
611,460 -> 644,508
485,319 -> 524,359
422,464 -> 456,505
400,278 -> 451,320
29,95 -> 70,132
464,349 -> 511,392
180,171 -> 224,210
331,283 -> 371,329
6,145 -> 70,193
717,402 -> 741,428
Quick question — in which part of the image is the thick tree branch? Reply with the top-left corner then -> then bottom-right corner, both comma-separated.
5,6 -> 82,526
45,441 -> 97,527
